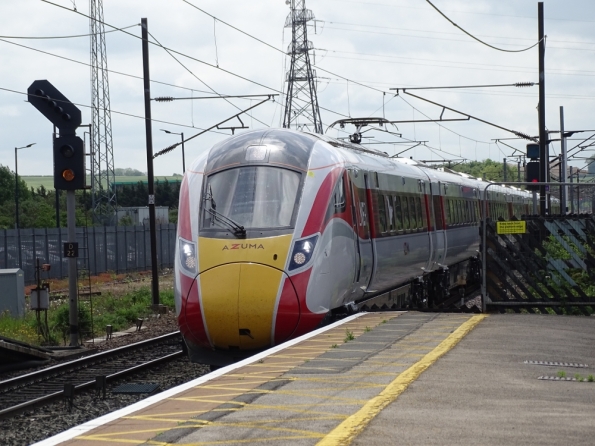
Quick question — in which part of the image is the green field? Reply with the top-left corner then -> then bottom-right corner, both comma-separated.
22,176 -> 181,190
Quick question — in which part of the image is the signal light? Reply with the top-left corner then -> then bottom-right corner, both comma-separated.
62,169 -> 75,182
526,161 -> 540,191
53,135 -> 85,190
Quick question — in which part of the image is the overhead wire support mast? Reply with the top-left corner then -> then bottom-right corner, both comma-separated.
397,89 -> 537,142
282,0 -> 323,134
89,0 -> 116,224
153,96 -> 276,158
153,94 -> 274,102
391,82 -> 535,91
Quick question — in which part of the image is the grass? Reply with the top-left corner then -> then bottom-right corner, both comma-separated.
364,326 -> 371,332
557,370 -> 567,378
588,375 -> 594,382
344,329 -> 355,343
0,286 -> 175,346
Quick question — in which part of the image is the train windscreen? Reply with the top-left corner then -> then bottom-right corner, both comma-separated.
202,166 -> 301,229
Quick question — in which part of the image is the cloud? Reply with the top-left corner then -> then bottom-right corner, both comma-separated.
0,0 -> 593,176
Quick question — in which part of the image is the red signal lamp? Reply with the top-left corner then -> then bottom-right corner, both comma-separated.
62,169 -> 75,182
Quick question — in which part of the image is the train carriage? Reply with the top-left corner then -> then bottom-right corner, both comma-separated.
174,128 -> 530,365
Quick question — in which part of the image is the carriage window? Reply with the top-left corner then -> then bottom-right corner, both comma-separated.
386,196 -> 394,231
402,195 -> 410,230
409,197 -> 418,229
377,193 -> 387,233
447,199 -> 454,225
416,197 -> 425,230
394,196 -> 403,231
202,166 -> 300,229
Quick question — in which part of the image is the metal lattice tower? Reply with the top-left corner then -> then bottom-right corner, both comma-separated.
282,0 -> 323,134
90,0 -> 116,224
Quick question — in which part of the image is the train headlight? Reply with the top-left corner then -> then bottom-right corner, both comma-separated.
178,238 -> 197,275
288,235 -> 318,271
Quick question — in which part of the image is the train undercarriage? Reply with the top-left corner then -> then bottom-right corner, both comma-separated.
345,256 -> 482,313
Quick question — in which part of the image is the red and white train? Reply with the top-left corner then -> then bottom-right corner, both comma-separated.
174,128 -> 539,364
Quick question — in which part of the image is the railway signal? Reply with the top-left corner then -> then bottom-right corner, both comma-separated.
27,79 -> 83,346
27,80 -> 81,134
526,143 -> 540,192
526,162 -> 540,191
53,135 -> 85,190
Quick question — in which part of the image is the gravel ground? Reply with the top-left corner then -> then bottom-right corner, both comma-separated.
0,357 -> 210,446
0,271 -> 214,446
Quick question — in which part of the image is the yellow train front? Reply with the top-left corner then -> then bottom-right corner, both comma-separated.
174,129 -> 336,365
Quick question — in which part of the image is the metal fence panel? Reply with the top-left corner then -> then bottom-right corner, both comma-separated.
0,224 -> 177,284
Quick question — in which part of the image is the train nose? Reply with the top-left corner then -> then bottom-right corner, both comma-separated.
198,263 -> 298,351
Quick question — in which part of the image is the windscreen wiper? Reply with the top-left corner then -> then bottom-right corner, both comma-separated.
208,208 -> 246,237
205,186 -> 246,236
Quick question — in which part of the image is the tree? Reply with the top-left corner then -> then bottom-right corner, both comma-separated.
0,164 -> 30,207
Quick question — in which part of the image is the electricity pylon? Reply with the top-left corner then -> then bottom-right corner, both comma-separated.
282,0 -> 323,134
90,0 -> 116,224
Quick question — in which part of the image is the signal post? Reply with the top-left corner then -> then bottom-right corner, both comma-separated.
28,80 -> 85,347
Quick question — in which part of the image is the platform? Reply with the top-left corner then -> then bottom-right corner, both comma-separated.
34,312 -> 595,446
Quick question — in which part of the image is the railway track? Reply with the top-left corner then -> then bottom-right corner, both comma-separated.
0,332 -> 183,419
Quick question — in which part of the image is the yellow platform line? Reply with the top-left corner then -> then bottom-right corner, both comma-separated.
317,314 -> 487,446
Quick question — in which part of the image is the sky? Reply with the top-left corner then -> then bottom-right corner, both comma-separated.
1,0 -> 595,178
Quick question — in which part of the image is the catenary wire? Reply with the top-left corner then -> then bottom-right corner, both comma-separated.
146,30 -> 271,129
325,21 -> 595,46
40,0 -> 352,125
424,0 -> 542,52
0,24 -> 139,39
37,0 -> 519,153
178,0 -> 497,147
0,86 -> 231,135
324,0 -> 595,24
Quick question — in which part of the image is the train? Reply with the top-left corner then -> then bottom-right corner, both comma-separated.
174,128 -> 542,365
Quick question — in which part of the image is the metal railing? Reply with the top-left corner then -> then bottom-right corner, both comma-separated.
481,181 -> 594,312
0,224 -> 177,284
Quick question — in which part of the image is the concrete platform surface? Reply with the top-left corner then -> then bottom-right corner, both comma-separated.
354,314 -> 595,446
34,313 -> 595,446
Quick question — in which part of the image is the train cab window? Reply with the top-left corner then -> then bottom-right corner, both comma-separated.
402,195 -> 410,230
394,196 -> 403,231
202,166 -> 301,229
386,196 -> 394,232
377,193 -> 387,233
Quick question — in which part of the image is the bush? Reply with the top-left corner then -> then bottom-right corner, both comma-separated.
51,304 -> 92,342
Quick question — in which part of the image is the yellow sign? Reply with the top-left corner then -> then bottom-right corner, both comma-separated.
496,220 -> 526,234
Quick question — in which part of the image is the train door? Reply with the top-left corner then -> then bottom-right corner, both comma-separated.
347,169 -> 373,298
429,181 -> 446,268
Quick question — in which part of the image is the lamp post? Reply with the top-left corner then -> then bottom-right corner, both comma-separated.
15,142 -> 36,269
160,129 -> 185,173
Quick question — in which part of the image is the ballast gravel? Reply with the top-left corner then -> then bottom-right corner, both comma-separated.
0,305 -> 212,446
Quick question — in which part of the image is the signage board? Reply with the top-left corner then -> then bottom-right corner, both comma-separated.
496,221 -> 526,234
